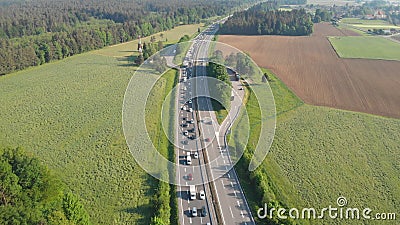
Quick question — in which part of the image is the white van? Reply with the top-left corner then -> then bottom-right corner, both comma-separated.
186,155 -> 192,165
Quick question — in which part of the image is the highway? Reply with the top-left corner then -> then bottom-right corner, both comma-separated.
175,21 -> 255,225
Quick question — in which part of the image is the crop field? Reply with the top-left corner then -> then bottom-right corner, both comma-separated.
234,69 -> 400,225
341,18 -> 400,30
329,36 -> 400,60
219,23 -> 400,118
0,24 -> 200,224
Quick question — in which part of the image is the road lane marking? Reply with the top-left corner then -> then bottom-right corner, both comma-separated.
229,206 -> 234,218
221,180 -> 224,188
234,191 -> 237,197
237,200 -> 241,207
231,182 -> 234,188
184,168 -> 187,172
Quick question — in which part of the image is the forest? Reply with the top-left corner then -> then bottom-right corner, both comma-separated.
0,147 -> 90,225
0,0 -> 257,75
219,2 -> 313,36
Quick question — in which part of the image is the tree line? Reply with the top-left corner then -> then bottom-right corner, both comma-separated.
206,62 -> 232,110
0,0 -> 258,75
219,2 -> 313,36
0,147 -> 90,225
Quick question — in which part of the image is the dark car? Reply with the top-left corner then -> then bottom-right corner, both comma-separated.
200,206 -> 207,217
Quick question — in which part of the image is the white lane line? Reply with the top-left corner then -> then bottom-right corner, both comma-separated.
223,159 -> 226,164
231,182 -> 234,188
229,206 -> 234,218
227,173 -> 230,179
221,180 -> 225,189
184,168 -> 187,172
237,200 -> 241,207
200,217 -> 203,224
189,214 -> 192,224
234,191 -> 237,197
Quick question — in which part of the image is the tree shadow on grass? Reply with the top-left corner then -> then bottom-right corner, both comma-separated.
117,55 -> 138,67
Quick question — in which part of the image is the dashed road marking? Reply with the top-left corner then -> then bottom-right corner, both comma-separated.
229,206 -> 234,218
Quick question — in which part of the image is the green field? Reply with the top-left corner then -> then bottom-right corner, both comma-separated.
339,18 -> 400,35
234,69 -> 400,224
0,24 -> 200,224
329,36 -> 400,60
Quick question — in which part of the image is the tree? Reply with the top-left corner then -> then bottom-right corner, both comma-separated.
135,54 -> 144,65
63,192 -> 90,225
0,147 -> 90,225
157,41 -> 164,51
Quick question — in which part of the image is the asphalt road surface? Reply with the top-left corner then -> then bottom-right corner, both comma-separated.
176,21 -> 255,225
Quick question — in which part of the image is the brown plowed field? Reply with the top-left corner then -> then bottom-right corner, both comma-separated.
219,23 -> 400,118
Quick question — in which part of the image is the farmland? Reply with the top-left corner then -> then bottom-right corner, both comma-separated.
234,69 -> 400,225
340,18 -> 400,31
219,23 -> 400,118
329,36 -> 400,61
0,24 -> 200,224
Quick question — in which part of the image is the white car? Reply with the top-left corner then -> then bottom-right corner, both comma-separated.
189,108 -> 193,112
199,190 -> 205,200
193,152 -> 199,159
192,207 -> 197,217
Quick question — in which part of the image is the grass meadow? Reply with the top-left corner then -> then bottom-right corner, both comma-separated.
329,36 -> 400,61
341,18 -> 400,30
233,69 -> 400,224
0,24 -> 199,224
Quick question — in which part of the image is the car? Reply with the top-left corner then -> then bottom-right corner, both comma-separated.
189,119 -> 194,124
200,206 -> 207,217
193,152 -> 199,159
192,207 -> 198,217
183,106 -> 187,111
183,131 -> 189,136
239,87 -> 243,90
188,99 -> 192,104
187,173 -> 193,180
189,135 -> 196,140
188,108 -> 193,112
199,190 -> 205,200
181,123 -> 188,127
204,138 -> 210,142
188,128 -> 195,133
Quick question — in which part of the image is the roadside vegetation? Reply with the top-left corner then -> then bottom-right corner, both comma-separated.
145,69 -> 179,225
206,62 -> 232,124
234,69 -> 400,225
